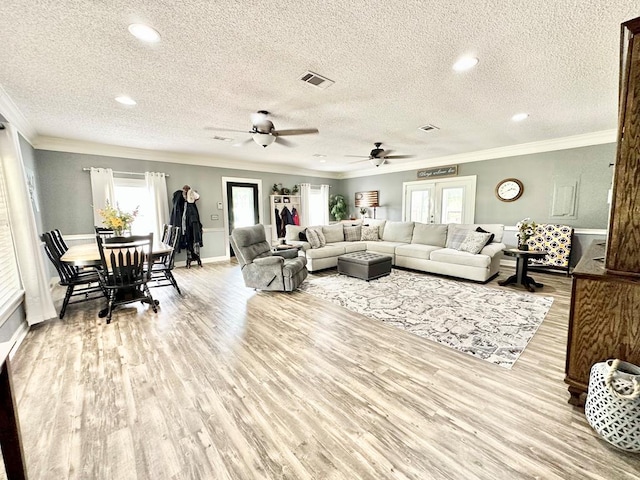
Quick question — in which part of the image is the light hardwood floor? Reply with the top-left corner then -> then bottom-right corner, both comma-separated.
5,262 -> 640,479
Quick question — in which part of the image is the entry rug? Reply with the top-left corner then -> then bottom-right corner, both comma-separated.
299,269 -> 553,368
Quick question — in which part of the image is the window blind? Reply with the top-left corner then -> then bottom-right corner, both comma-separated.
0,158 -> 21,308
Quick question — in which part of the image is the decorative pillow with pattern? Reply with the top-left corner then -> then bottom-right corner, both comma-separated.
344,225 -> 361,242
361,225 -> 379,241
306,227 -> 326,249
446,225 -> 472,250
458,231 -> 492,254
475,226 -> 495,246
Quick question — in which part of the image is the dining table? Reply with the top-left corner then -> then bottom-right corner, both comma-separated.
60,240 -> 173,267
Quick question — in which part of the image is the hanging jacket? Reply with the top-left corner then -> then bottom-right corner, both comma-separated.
275,207 -> 282,239
170,190 -> 186,252
292,207 -> 300,226
280,206 -> 294,237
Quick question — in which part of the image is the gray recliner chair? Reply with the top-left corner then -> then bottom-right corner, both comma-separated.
230,224 -> 308,291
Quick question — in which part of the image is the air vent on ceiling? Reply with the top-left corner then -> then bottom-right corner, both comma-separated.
312,153 -> 326,158
418,124 -> 440,132
299,71 -> 335,89
212,135 -> 233,142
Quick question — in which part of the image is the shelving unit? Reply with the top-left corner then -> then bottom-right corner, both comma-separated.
270,195 -> 301,245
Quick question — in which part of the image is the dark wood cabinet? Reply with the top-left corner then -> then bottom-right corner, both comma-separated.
565,17 -> 640,405
565,242 -> 640,405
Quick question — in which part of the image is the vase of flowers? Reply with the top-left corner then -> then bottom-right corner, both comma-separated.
515,217 -> 536,250
97,202 -> 139,237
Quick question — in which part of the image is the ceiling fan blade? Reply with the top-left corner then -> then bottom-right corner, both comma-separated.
273,128 -> 319,136
384,154 -> 415,159
204,126 -> 251,134
345,155 -> 369,158
275,136 -> 295,147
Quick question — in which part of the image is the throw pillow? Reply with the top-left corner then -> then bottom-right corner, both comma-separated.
458,231 -> 492,254
322,223 -> 345,243
361,225 -> 379,241
476,226 -> 495,246
306,227 -> 326,249
298,231 -> 308,242
446,225 -> 472,249
344,225 -> 361,242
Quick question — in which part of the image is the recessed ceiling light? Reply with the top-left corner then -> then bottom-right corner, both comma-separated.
511,113 -> 529,122
453,56 -> 479,72
128,23 -> 161,43
319,159 -> 326,163
115,96 -> 137,106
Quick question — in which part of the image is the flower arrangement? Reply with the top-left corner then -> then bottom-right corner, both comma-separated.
515,217 -> 537,250
97,202 -> 139,236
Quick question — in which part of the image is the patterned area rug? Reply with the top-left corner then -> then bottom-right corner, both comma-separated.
299,269 -> 553,368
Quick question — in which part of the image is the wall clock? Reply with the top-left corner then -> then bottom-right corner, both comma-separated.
495,178 -> 523,202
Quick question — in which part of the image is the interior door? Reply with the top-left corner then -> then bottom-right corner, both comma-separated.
226,182 -> 259,256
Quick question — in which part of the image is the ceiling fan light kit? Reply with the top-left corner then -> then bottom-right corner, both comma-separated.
253,132 -> 276,148
370,158 -> 386,167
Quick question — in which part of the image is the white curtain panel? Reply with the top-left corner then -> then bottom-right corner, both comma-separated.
299,183 -> 311,227
145,172 -> 169,240
0,125 -> 56,325
320,184 -> 330,225
89,167 -> 115,226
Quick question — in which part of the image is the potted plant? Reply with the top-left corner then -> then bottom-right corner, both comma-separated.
516,217 -> 537,250
329,194 -> 348,221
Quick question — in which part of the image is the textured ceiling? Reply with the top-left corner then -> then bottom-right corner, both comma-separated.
0,1 -> 638,175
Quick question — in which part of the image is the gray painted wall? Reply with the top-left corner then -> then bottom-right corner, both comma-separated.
35,150 -> 339,259
341,143 -> 615,229
18,134 -> 44,233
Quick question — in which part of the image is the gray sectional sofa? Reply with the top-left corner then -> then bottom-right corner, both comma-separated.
285,219 -> 505,282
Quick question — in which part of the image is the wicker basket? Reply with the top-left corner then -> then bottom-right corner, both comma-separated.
585,359 -> 640,452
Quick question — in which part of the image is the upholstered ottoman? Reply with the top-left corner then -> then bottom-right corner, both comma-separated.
337,251 -> 392,281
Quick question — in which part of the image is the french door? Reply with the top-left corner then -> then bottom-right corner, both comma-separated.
222,177 -> 263,257
402,176 -> 476,224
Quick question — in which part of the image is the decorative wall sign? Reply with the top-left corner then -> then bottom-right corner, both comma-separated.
417,165 -> 458,179
355,190 -> 379,207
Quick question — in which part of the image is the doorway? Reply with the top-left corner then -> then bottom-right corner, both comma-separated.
402,176 -> 476,224
222,177 -> 263,258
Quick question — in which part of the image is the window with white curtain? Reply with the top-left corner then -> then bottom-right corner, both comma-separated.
112,177 -> 155,235
308,187 -> 326,226
0,157 -> 22,310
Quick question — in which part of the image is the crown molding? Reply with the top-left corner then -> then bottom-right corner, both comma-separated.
338,129 -> 618,179
33,136 -> 341,179
0,84 -> 37,144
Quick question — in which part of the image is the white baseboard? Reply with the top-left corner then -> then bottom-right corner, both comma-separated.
8,321 -> 30,360
174,255 -> 229,267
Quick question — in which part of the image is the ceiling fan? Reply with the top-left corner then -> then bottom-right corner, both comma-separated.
207,110 -> 319,148
346,142 -> 415,167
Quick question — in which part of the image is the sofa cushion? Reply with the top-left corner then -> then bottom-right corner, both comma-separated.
305,245 -> 346,259
361,225 -> 380,241
285,225 -> 306,242
366,241 -> 405,255
344,241 -> 368,253
430,248 -> 491,268
458,231 -> 492,254
306,228 -> 326,248
395,243 -> 443,260
362,219 -> 386,238
411,223 -> 448,247
382,221 -> 414,243
322,223 -> 344,243
344,225 -> 361,242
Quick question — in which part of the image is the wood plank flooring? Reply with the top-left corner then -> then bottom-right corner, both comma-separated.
4,262 -> 640,479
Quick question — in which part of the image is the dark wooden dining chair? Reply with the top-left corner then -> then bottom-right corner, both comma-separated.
95,226 -> 115,241
150,225 -> 181,294
96,233 -> 158,324
41,231 -> 106,319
